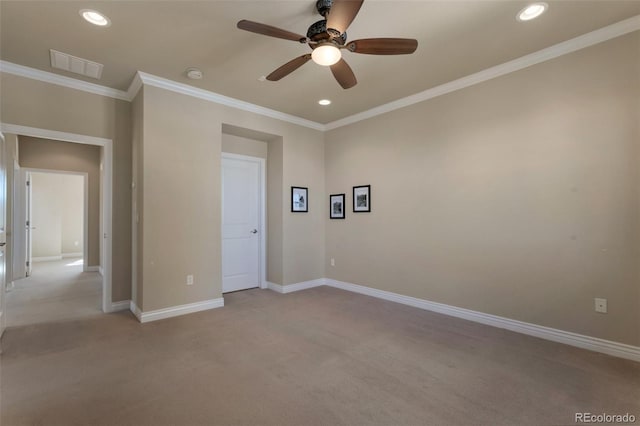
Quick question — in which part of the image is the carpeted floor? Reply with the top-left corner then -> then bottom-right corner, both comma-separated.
6,258 -> 102,327
1,286 -> 639,425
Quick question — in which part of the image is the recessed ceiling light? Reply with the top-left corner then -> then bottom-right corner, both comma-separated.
517,3 -> 548,22
318,99 -> 331,106
79,9 -> 111,27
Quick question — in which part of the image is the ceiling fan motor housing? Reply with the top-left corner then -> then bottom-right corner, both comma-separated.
315,0 -> 332,17
307,19 -> 346,44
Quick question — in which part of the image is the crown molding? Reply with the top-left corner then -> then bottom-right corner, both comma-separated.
0,60 -> 130,101
134,71 -> 326,131
325,14 -> 640,131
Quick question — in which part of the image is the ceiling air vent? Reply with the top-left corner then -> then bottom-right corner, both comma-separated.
50,49 -> 103,79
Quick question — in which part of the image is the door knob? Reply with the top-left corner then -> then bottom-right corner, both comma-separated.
251,229 -> 258,234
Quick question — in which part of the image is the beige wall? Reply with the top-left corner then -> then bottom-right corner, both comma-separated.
137,85 -> 324,311
131,89 -> 144,308
31,172 -> 84,258
325,32 -> 640,346
60,174 -> 84,254
0,73 -> 132,302
221,133 -> 268,159
266,138 -> 283,285
19,138 -> 99,266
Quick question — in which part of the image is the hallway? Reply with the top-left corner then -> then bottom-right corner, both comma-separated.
6,258 -> 102,327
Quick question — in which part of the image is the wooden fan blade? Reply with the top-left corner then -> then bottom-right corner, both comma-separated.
347,38 -> 418,55
326,0 -> 364,34
330,58 -> 357,89
237,20 -> 306,42
266,54 -> 312,81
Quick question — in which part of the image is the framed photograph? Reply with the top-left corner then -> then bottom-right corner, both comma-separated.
330,193 -> 345,219
353,185 -> 371,212
291,186 -> 308,212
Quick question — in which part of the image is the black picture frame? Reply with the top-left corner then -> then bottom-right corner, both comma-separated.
291,186 -> 308,212
352,185 -> 371,212
330,193 -> 345,219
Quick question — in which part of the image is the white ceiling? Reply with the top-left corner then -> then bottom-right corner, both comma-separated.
2,1 -> 639,124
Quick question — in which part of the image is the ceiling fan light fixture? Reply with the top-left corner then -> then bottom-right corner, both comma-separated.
312,44 -> 342,66
517,3 -> 548,21
79,9 -> 111,27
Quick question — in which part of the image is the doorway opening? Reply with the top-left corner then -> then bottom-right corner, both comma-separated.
6,170 -> 99,327
0,123 -> 115,329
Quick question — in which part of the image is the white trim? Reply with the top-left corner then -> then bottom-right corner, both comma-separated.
266,279 -> 324,294
86,266 -> 99,272
2,124 -> 114,314
266,281 -> 284,293
136,72 -> 325,131
62,252 -> 83,258
130,301 -> 142,321
98,266 -> 104,277
324,15 -> 640,130
0,124 -> 111,147
32,256 -> 62,262
133,298 -> 225,323
0,60 -> 129,101
221,152 -> 267,291
102,134 -> 113,313
324,279 -> 640,363
110,300 -> 130,312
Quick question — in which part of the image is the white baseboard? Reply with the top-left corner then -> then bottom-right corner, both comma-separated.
110,300 -> 131,312
130,301 -> 142,321
86,266 -> 100,272
324,279 -> 640,363
266,279 -> 324,294
62,252 -> 83,258
98,266 -> 104,276
130,298 -> 225,323
33,256 -> 62,262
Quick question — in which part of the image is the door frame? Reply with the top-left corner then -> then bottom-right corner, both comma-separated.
0,123 -> 114,313
22,168 -> 89,271
221,153 -> 267,290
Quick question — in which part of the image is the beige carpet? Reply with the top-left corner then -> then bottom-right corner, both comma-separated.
6,258 -> 102,328
1,286 -> 638,425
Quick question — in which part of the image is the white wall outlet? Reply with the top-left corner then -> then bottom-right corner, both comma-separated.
330,258 -> 335,267
594,298 -> 607,313
186,274 -> 194,286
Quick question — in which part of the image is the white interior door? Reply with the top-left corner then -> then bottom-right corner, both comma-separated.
12,167 -> 26,280
221,155 -> 262,293
0,133 -> 7,339
25,172 -> 33,277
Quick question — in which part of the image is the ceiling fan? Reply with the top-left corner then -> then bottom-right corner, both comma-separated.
237,0 -> 418,89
